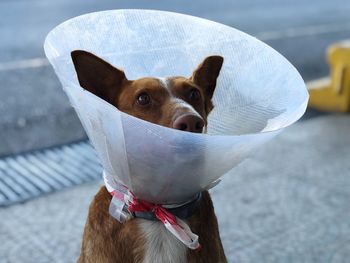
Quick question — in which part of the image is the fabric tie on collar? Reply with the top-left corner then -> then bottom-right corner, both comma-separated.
104,172 -> 201,250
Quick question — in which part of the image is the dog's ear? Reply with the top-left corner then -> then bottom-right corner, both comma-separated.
191,56 -> 223,99
71,50 -> 127,103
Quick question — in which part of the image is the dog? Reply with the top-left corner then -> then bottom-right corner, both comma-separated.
71,50 -> 227,263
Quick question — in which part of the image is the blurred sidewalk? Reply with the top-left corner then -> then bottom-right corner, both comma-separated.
0,114 -> 349,263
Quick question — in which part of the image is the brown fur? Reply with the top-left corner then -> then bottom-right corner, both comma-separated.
78,188 -> 226,263
78,187 -> 145,263
71,50 -> 227,262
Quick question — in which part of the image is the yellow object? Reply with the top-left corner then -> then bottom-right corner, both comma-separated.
308,40 -> 350,112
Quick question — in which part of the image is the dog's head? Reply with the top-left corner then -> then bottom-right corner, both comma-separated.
71,50 -> 223,133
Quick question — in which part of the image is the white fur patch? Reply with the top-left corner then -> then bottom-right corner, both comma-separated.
171,98 -> 201,117
157,77 -> 169,91
157,77 -> 201,118
138,219 -> 187,263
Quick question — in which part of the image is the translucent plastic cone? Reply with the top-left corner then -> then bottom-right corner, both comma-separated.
44,10 -> 308,204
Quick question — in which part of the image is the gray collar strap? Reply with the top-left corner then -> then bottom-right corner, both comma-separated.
128,192 -> 202,221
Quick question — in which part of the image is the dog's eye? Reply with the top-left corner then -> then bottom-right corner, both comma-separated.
137,92 -> 151,106
189,89 -> 201,101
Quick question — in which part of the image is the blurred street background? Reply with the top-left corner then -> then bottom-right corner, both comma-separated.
1,0 -> 350,262
2,0 -> 350,156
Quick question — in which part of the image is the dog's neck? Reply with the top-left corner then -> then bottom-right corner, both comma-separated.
131,193 -> 202,221
104,173 -> 202,263
104,171 -> 202,249
138,219 -> 188,263
103,171 -> 202,221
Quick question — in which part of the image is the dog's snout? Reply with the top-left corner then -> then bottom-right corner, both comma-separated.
173,114 -> 205,133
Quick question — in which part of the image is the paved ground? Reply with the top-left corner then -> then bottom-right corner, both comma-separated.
1,1 -> 350,262
1,0 -> 350,156
1,114 -> 349,263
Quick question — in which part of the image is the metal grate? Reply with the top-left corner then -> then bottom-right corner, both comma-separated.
0,140 -> 102,207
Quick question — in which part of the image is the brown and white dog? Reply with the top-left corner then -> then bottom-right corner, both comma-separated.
71,50 -> 227,263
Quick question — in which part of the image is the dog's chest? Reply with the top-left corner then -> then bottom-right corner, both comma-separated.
138,220 -> 187,263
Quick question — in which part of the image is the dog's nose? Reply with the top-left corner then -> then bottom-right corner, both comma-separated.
173,114 -> 205,133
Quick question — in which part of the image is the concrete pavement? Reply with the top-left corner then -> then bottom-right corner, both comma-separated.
1,114 -> 349,263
